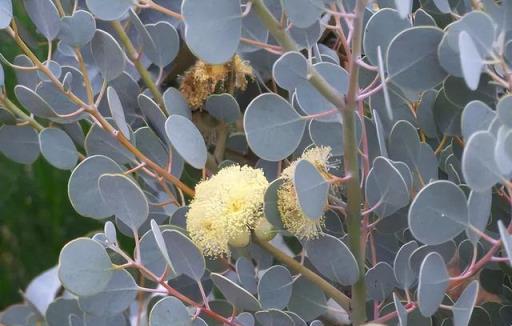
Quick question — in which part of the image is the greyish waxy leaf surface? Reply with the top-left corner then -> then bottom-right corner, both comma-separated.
98,174 -> 149,232
306,234 -> 359,286
165,115 -> 207,169
39,127 -> 79,170
418,252 -> 449,317
293,160 -> 329,220
244,93 -> 306,161
58,238 -> 113,297
408,180 -> 468,245
182,0 -> 242,64
149,296 -> 191,326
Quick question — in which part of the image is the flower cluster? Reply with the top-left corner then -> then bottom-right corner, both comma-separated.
180,55 -> 253,109
277,146 -> 332,239
186,165 -> 268,256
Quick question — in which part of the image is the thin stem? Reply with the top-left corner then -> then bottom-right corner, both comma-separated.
111,21 -> 165,110
0,96 -> 44,131
339,0 -> 369,324
75,49 -> 95,105
250,1 -> 367,323
253,236 -> 351,312
214,123 -> 229,164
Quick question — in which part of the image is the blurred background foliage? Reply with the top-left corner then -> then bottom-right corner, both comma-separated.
0,2 -> 101,309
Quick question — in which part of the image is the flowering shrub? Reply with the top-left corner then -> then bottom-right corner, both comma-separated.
0,0 -> 512,325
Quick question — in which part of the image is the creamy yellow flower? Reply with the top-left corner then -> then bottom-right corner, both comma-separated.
278,146 -> 332,239
186,165 -> 268,256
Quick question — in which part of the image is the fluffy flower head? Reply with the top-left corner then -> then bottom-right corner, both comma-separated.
278,146 -> 332,239
187,165 -> 268,256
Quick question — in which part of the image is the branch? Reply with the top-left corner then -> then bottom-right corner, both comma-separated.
111,21 -> 165,110
253,236 -> 352,312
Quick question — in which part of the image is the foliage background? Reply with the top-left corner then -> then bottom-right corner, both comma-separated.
0,2 -> 99,309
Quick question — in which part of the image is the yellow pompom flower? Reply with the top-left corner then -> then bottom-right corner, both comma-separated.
278,146 -> 332,239
186,165 -> 268,256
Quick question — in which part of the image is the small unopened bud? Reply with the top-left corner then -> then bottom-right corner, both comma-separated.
254,218 -> 275,242
228,229 -> 251,248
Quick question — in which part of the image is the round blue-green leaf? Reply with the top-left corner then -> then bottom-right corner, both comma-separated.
138,94 -> 167,142
58,238 -> 113,296
149,296 -> 191,326
387,27 -> 447,92
461,101 -> 495,141
163,230 -> 205,281
58,10 -> 96,48
293,160 -> 329,220
393,240 -> 418,289
287,276 -> 326,321
459,31 -> 483,91
91,30 -> 126,82
145,22 -> 180,67
306,234 -> 359,285
78,269 -> 137,317
0,304 -> 38,325
45,298 -> 82,326
258,265 -> 293,309
205,93 -> 241,123
495,127 -> 512,176
0,0 -> 12,29
433,0 -> 451,13
395,0 -> 412,18
99,174 -> 149,232
165,115 -> 207,169
366,156 -> 410,218
438,12 -> 495,78
39,127 -> 78,170
68,155 -> 123,219
150,220 -> 174,274
497,94 -> 512,128
107,87 -> 130,139
408,180 -> 468,245
295,62 -> 348,122
244,93 -> 306,161
182,0 -> 241,64
85,124 -> 134,165
393,293 -> 408,326
235,312 -> 255,326
24,0 -> 60,40
366,262 -> 396,301
498,220 -> 512,266
363,8 -> 411,66
104,221 -> 117,246
282,0 -> 324,28
0,107 -> 15,125
453,280 -> 479,326
236,257 -> 257,294
466,189 -> 492,245
264,178 -> 285,228
414,8 -> 436,26
211,273 -> 261,311
272,51 -> 308,91
309,120 -> 344,156
286,312 -> 307,326
163,87 -> 191,119
86,0 -> 134,21
418,252 -> 449,317
24,266 -> 60,315
0,125 -> 40,164
462,131 -> 501,191
139,229 -> 166,276
255,309 -> 294,326
15,85 -> 60,119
